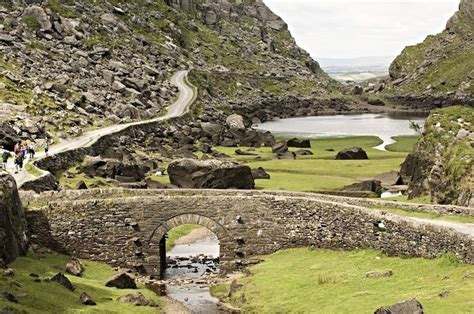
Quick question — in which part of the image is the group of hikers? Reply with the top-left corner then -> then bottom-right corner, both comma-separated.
1,141 -> 49,174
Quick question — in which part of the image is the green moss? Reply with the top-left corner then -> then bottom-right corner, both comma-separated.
0,252 -> 164,313
47,0 -> 80,18
21,16 -> 40,30
216,249 -> 474,313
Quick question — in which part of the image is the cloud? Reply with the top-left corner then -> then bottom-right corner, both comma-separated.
263,0 -> 460,59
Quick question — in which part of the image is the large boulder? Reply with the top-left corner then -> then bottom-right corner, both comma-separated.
287,138 -> 311,148
0,172 -> 28,265
22,5 -> 52,32
375,299 -> 424,314
168,159 -> 254,189
0,123 -> 20,151
65,258 -> 84,277
335,147 -> 368,160
105,273 -> 137,289
226,114 -> 245,130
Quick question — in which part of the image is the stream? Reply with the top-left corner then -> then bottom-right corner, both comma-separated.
164,235 -> 220,313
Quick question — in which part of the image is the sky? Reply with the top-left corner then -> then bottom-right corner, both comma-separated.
263,0 -> 460,60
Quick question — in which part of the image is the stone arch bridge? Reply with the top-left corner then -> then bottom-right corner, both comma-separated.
24,189 -> 473,278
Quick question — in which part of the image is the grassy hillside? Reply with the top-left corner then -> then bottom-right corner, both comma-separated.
212,249 -> 474,313
388,0 -> 474,97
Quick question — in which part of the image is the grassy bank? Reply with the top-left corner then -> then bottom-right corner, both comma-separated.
212,249 -> 474,313
0,252 -> 164,313
166,224 -> 202,251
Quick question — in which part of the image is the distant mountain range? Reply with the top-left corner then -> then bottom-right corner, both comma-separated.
317,56 -> 394,82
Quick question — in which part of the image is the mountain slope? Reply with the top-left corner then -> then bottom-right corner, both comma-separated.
388,0 -> 474,102
0,0 -> 338,148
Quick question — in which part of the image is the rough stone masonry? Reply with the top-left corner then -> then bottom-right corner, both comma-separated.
24,189 -> 473,277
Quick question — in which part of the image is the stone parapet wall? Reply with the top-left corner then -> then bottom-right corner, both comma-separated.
21,189 -> 474,217
25,190 -> 474,277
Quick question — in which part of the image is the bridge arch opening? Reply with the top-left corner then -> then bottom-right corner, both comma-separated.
149,214 -> 232,279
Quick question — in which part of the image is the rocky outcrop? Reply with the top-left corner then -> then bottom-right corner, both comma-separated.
0,172 -> 28,265
388,0 -> 474,101
401,106 -> 473,206
168,159 -> 255,189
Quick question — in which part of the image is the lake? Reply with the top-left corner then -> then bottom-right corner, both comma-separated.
253,112 -> 428,150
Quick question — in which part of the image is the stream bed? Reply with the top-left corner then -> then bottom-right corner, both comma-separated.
164,236 -> 220,313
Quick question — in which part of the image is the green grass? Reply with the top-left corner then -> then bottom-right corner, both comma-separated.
57,165 -> 115,190
166,224 -> 201,251
386,136 -> 420,152
212,248 -> 474,313
0,252 -> 164,313
25,163 -> 42,178
216,136 -> 409,192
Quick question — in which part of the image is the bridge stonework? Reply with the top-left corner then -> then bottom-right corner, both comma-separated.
24,190 -> 473,277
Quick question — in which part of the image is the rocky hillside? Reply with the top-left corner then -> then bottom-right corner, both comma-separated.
0,0 -> 341,149
401,106 -> 473,206
387,0 -> 473,105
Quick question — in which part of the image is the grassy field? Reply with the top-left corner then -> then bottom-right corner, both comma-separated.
212,249 -> 474,313
0,252 -> 164,313
385,136 -> 419,152
214,136 -> 414,192
166,224 -> 201,251
152,135 -> 423,195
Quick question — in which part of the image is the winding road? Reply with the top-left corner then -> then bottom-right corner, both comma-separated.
3,70 -> 473,240
6,70 -> 195,186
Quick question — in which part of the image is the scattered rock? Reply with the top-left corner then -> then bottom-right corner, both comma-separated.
105,272 -> 137,289
168,159 -> 254,189
79,292 -> 96,306
217,301 -> 241,313
295,149 -> 313,156
287,138 -> 311,148
277,152 -> 296,160
75,181 -> 88,190
0,292 -> 17,303
342,180 -> 383,196
366,270 -> 393,278
65,258 -> 84,277
335,147 -> 368,160
439,290 -> 449,298
3,268 -> 14,277
226,114 -> 245,130
251,167 -> 270,180
145,280 -> 167,296
51,273 -> 75,291
272,142 -> 288,154
227,280 -> 243,297
235,149 -> 257,156
375,299 -> 424,314
117,292 -> 155,306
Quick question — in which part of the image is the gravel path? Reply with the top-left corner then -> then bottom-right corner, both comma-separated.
4,70 -> 195,186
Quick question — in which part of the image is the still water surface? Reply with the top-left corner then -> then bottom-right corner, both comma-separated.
254,112 -> 428,150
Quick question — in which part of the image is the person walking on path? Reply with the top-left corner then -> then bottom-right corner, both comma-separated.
14,142 -> 20,155
43,142 -> 49,156
21,143 -> 28,159
1,147 -> 11,170
28,143 -> 35,159
14,152 -> 24,173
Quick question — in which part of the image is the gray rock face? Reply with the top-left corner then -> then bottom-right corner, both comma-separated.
0,123 -> 20,151
375,299 -> 424,314
335,147 -> 369,160
168,158 -> 255,189
226,114 -> 245,130
0,172 -> 28,265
